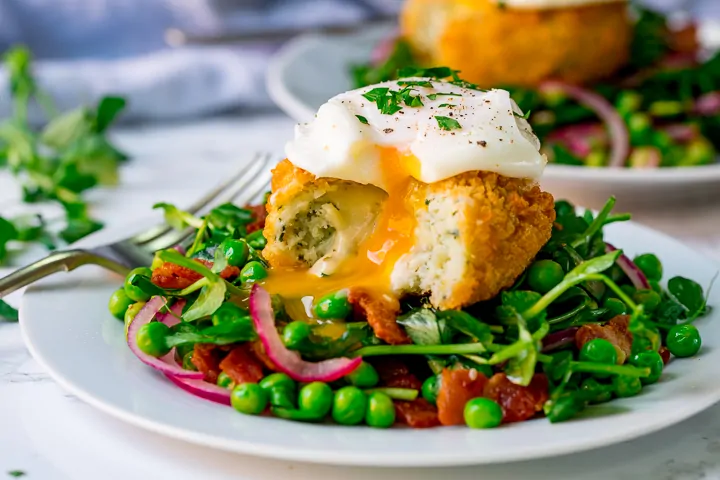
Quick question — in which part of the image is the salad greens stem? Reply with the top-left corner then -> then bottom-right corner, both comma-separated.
157,250 -> 245,298
363,388 -> 418,401
177,278 -> 209,296
187,219 -> 208,257
352,342 -> 489,357
570,362 -> 650,378
571,197 -> 616,249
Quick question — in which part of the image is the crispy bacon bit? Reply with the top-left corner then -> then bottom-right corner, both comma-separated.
576,314 -> 633,364
484,373 -> 549,423
191,344 -> 229,384
659,346 -> 671,365
370,358 -> 423,390
219,344 -> 265,385
246,204 -> 268,234
250,340 -> 279,372
348,289 -> 411,345
395,399 -> 441,428
151,260 -> 240,290
437,368 -> 488,426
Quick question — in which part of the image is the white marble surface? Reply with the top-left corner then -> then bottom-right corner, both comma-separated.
2,113 -> 720,479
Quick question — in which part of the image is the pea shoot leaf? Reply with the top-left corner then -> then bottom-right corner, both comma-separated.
668,276 -> 705,313
153,203 -> 204,230
397,308 -> 444,346
0,300 -> 19,322
165,318 -> 256,347
564,250 -> 620,283
437,310 -> 493,344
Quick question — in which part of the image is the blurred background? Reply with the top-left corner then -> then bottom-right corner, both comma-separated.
0,0 -> 714,123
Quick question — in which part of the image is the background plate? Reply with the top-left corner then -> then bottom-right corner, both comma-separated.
266,21 -> 720,209
19,217 -> 720,466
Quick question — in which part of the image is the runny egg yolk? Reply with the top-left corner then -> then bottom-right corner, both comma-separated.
262,147 -> 421,302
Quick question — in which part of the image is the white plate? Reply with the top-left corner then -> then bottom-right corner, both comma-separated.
19,217 -> 720,466
266,21 -> 720,208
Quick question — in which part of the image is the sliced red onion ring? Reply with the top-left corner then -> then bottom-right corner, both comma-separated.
663,123 -> 699,144
157,299 -> 186,327
540,81 -> 629,168
547,122 -> 607,158
542,327 -> 579,353
249,284 -> 362,382
127,296 -> 204,379
695,91 -> 720,117
165,374 -> 231,406
172,245 -> 187,255
605,243 -> 650,290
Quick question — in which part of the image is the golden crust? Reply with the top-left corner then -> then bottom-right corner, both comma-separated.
400,0 -> 631,87
407,171 -> 555,309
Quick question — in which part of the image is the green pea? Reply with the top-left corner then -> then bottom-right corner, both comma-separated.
632,289 -> 662,313
527,260 -> 565,294
282,321 -> 312,350
580,378 -> 612,404
246,230 -> 267,250
603,298 -> 627,317
182,351 -> 197,371
260,373 -> 297,409
608,264 -> 626,284
220,239 -> 250,267
109,288 -> 134,320
314,291 -> 353,320
630,351 -> 664,385
346,361 -> 379,388
241,261 -> 268,283
212,302 -> 249,326
631,326 -> 661,355
666,324 -> 702,358
633,254 -> 663,282
579,338 -> 618,366
545,393 -> 586,423
136,322 -> 171,357
124,302 -> 145,333
421,375 -> 440,405
332,386 -> 367,425
620,285 -> 636,298
613,375 -> 642,398
123,267 -> 153,302
464,398 -> 503,429
365,392 -> 396,429
649,280 -> 662,294
217,372 -> 235,389
231,383 -> 268,415
298,382 -> 333,417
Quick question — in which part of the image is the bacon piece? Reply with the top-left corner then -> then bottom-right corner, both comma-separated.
245,204 -> 268,234
250,340 -> 279,372
219,344 -> 265,385
347,289 -> 411,345
151,260 -> 240,290
576,314 -> 633,364
659,346 -> 671,365
484,373 -> 549,423
395,399 -> 441,428
370,358 -> 423,390
437,368 -> 488,426
191,344 -> 229,384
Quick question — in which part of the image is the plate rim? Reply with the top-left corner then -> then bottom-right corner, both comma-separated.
266,22 -> 720,181
18,217 -> 720,466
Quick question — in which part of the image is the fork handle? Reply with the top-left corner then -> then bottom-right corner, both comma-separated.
0,250 -> 130,299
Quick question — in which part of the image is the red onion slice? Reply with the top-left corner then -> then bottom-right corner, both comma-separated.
540,81 -> 630,168
127,296 -> 204,379
547,122 -> 607,158
695,91 -> 720,117
542,327 -> 579,353
249,284 -> 362,382
605,243 -> 650,290
157,299 -> 186,327
165,374 -> 231,406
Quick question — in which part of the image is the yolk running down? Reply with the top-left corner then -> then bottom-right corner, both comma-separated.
262,147 -> 421,300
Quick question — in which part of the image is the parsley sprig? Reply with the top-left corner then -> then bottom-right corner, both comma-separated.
0,46 -> 128,265
362,86 -> 424,116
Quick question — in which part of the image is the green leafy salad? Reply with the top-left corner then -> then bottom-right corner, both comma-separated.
109,196 -> 714,429
352,7 -> 720,168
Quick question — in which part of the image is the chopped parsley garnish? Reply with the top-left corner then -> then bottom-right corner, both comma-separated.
427,92 -> 459,100
363,86 -> 423,115
438,104 -> 456,108
397,80 -> 433,88
435,116 -> 462,131
356,115 -> 369,125
7,471 -> 25,478
514,110 -> 532,120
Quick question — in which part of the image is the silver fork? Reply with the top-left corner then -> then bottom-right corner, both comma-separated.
0,153 -> 274,299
